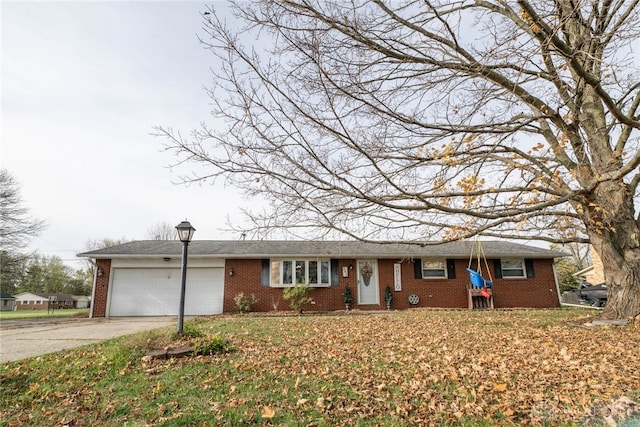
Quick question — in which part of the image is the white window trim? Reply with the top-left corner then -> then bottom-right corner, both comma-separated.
421,259 -> 447,279
501,259 -> 526,278
270,259 -> 332,288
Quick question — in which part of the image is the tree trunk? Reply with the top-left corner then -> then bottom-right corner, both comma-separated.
586,182 -> 640,320
594,236 -> 640,320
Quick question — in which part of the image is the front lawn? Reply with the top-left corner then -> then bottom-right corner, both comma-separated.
1,309 -> 638,426
0,308 -> 89,321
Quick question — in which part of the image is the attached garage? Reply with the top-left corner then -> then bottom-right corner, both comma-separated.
107,267 -> 224,317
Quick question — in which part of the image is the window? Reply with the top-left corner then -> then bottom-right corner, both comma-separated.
422,259 -> 447,278
21,300 -> 28,305
501,259 -> 525,278
35,300 -> 42,305
270,259 -> 331,287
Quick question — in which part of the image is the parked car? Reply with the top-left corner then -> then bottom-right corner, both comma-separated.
576,282 -> 608,307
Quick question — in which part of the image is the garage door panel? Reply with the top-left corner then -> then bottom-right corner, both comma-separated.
108,268 -> 223,317
184,268 -> 224,315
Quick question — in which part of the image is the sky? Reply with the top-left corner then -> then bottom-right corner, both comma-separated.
2,1 -> 248,269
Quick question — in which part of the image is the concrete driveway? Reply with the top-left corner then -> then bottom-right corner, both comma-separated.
0,317 -> 175,363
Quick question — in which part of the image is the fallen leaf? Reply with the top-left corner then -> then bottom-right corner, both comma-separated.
493,382 -> 507,392
261,406 -> 275,419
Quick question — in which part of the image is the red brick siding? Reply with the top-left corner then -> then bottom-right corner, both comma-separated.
91,259 -> 111,317
491,262 -> 560,308
16,301 -> 49,310
92,257 -> 559,316
224,259 -> 358,312
225,258 -> 559,312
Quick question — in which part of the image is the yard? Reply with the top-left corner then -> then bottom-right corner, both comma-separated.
1,309 -> 638,426
0,308 -> 89,321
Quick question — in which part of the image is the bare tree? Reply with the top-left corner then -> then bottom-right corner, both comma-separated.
0,169 -> 45,294
145,221 -> 178,240
157,1 -> 640,319
82,237 -> 130,279
84,238 -> 130,252
0,169 -> 45,252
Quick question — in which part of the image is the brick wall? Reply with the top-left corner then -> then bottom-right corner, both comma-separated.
224,259 -> 357,312
91,259 -> 111,317
15,300 -> 49,310
224,258 -> 560,312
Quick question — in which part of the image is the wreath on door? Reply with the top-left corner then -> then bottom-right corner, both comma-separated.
360,263 -> 373,286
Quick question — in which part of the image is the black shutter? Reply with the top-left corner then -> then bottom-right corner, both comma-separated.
331,259 -> 339,286
446,259 -> 456,279
414,258 -> 423,279
525,259 -> 535,278
261,259 -> 270,286
493,259 -> 503,279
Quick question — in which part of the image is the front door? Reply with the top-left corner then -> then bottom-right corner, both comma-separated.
357,260 -> 379,305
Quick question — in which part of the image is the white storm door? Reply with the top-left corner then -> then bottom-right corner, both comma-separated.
357,260 -> 379,305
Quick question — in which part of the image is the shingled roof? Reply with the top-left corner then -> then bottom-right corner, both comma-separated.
78,240 -> 565,259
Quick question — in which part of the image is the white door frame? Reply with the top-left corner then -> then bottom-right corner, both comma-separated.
357,259 -> 379,305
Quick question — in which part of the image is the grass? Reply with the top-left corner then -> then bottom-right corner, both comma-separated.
1,309 -> 638,426
0,308 -> 89,321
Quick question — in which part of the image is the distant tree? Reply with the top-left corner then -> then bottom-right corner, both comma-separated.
82,237 -> 130,278
145,221 -> 177,240
555,261 -> 579,293
0,252 -> 29,295
0,169 -> 45,295
159,1 -> 640,320
19,255 -> 70,294
66,268 -> 92,295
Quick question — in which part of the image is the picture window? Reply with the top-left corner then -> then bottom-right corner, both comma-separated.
270,259 -> 331,287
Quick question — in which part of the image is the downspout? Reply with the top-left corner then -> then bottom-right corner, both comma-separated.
86,258 -> 98,319
552,260 -> 562,306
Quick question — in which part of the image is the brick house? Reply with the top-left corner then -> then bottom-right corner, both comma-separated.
13,292 -> 74,310
79,240 -> 564,317
573,246 -> 605,285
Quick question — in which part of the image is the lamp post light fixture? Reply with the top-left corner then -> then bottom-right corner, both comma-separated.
175,220 -> 195,336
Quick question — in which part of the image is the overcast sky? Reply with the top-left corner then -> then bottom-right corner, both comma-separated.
2,1 -> 251,268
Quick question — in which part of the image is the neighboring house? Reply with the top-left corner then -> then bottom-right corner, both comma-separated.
78,240 -> 564,318
573,246 -> 605,285
0,293 -> 16,311
13,292 -> 74,310
72,295 -> 91,309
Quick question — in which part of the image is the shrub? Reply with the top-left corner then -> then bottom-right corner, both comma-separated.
343,285 -> 353,305
234,292 -> 258,313
193,335 -> 233,356
172,320 -> 203,340
283,283 -> 313,314
385,286 -> 393,305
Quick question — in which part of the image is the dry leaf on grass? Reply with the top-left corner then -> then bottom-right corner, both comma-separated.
261,405 -> 275,419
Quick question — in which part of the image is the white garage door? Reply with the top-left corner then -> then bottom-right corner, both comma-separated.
108,268 -> 224,316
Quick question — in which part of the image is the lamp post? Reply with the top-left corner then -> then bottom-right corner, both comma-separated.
175,220 -> 195,336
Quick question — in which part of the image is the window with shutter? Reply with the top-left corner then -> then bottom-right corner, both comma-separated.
500,259 -> 526,278
268,259 -> 333,287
